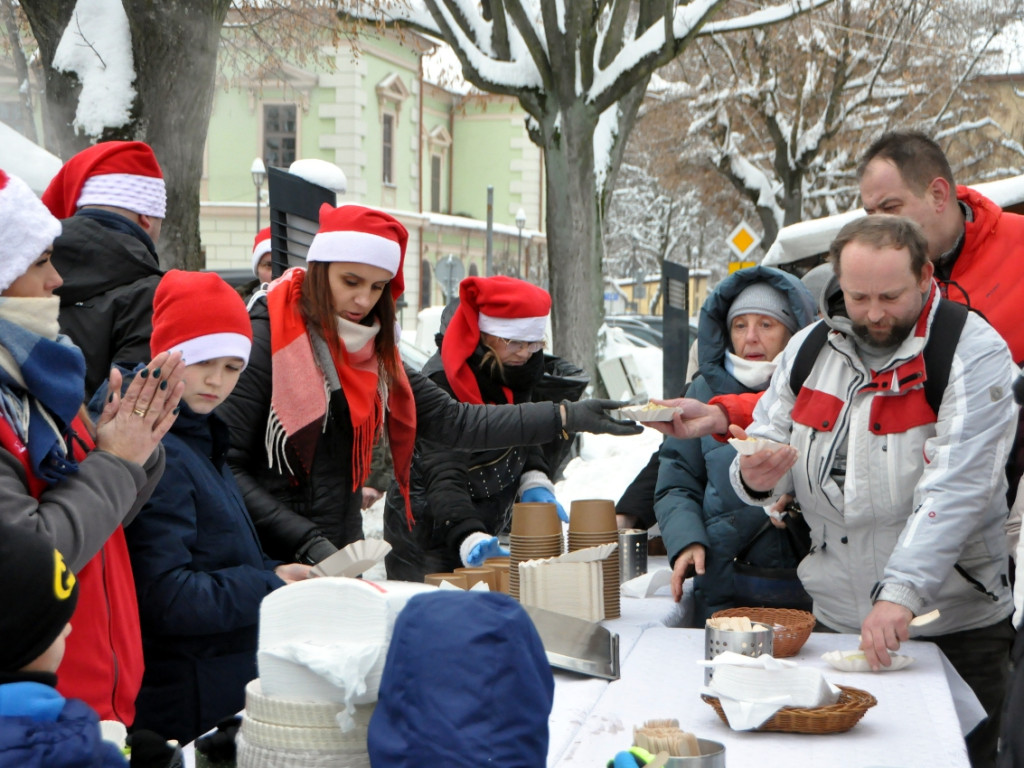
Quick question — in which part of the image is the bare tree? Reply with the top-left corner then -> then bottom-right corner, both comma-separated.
340,0 -> 829,374
647,0 -> 1024,249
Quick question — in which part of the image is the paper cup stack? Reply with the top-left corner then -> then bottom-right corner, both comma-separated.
567,499 -> 620,619
509,502 -> 563,600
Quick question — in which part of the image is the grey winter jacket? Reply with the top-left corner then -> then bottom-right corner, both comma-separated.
732,281 -> 1016,636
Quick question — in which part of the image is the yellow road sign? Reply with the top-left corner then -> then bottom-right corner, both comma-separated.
727,221 -> 761,259
728,261 -> 757,273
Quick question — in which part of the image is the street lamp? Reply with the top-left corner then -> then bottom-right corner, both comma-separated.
251,157 -> 267,232
515,207 -> 526,278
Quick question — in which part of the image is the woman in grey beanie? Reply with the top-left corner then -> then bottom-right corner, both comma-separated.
654,266 -> 817,622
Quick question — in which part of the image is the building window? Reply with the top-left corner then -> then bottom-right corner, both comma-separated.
430,154 -> 442,213
419,259 -> 432,309
382,113 -> 395,185
263,104 -> 296,168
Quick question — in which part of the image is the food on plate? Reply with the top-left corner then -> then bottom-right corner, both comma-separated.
727,436 -> 791,456
821,649 -> 914,672
612,402 -> 683,422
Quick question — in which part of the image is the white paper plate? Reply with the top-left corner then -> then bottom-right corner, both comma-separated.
727,436 -> 789,456
821,649 -> 914,672
612,404 -> 682,422
311,539 -> 392,578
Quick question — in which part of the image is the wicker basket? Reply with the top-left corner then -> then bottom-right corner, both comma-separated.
701,685 -> 877,734
711,607 -> 816,658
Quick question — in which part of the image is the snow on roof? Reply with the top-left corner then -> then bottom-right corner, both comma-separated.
0,122 -> 62,194
763,173 -> 1024,266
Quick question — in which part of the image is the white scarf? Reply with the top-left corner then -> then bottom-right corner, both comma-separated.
725,351 -> 778,390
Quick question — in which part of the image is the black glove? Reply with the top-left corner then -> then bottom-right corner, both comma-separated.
562,399 -> 643,436
128,729 -> 183,768
1013,372 -> 1024,405
295,535 -> 338,565
194,715 -> 242,764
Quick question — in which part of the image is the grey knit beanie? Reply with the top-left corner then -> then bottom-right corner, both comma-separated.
726,282 -> 798,333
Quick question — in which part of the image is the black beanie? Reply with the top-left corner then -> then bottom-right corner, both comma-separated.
0,526 -> 79,671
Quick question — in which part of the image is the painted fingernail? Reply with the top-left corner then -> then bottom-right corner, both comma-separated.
160,380 -> 168,390
173,406 -> 181,415
140,369 -> 149,379
152,368 -> 161,379
107,393 -> 114,403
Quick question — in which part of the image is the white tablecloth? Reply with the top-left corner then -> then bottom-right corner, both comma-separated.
549,625 -> 974,768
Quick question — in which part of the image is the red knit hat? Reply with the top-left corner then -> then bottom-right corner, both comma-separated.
0,169 -> 62,293
150,270 -> 253,367
41,141 -> 166,219
252,226 -> 272,276
306,204 -> 408,299
441,275 -> 551,404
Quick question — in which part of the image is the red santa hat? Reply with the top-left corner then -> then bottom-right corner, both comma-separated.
150,270 -> 253,367
252,227 -> 272,276
306,204 -> 408,299
441,275 -> 551,404
42,141 -> 166,220
0,169 -> 62,293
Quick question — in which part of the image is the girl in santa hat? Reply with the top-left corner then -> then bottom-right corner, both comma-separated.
382,275 -> 582,581
216,204 -> 640,566
120,270 -> 310,745
0,168 -> 184,726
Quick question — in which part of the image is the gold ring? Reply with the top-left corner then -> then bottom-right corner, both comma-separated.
133,407 -> 147,418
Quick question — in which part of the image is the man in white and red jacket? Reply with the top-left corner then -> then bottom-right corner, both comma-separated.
731,216 -> 1017,768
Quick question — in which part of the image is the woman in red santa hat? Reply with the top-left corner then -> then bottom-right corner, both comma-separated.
217,204 -> 640,566
0,167 -> 184,726
383,275 -> 585,581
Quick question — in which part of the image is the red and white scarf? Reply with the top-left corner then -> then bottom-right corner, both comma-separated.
264,268 -> 417,525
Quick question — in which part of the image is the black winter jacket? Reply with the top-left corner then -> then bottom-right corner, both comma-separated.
218,297 -> 568,563
383,347 -> 554,580
51,212 -> 163,398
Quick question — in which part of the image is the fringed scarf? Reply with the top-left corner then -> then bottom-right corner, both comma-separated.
264,268 -> 417,525
0,296 -> 87,486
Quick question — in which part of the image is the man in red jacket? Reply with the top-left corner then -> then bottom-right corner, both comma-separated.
654,131 -> 1024,441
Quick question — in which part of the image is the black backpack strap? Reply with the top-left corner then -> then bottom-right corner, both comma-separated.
788,320 -> 829,396
921,299 -> 968,415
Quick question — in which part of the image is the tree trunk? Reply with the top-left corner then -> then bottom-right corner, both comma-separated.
123,0 -> 231,270
542,101 -> 604,386
17,0 -> 88,158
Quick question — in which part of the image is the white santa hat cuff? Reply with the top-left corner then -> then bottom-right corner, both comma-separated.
0,170 -> 62,293
77,173 -> 167,218
306,230 -> 401,276
478,312 -> 547,341
169,333 -> 252,368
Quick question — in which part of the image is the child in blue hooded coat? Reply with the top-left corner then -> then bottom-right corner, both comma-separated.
0,525 -> 126,768
368,590 -> 554,767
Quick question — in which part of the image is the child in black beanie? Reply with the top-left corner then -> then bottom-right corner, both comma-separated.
0,524 -> 127,767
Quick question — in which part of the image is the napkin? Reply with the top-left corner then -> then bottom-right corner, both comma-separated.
620,568 -> 672,598
700,652 -> 840,730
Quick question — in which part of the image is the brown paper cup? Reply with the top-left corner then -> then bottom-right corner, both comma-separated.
568,499 -> 617,533
455,567 -> 498,590
424,572 -> 468,589
511,502 -> 562,536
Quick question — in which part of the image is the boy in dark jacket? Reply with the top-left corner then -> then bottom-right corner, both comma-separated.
0,526 -> 126,768
123,271 -> 311,745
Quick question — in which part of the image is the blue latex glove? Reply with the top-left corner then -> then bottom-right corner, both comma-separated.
521,486 -> 568,523
466,536 -> 509,567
